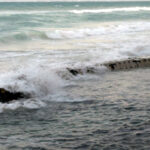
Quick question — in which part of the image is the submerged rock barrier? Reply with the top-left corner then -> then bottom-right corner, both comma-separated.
67,57 -> 150,75
0,57 -> 150,103
103,57 -> 150,71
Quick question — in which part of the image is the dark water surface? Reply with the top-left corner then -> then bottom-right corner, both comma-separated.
0,1 -> 150,149
0,69 -> 150,150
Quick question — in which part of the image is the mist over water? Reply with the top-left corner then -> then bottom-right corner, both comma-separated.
0,1 -> 150,150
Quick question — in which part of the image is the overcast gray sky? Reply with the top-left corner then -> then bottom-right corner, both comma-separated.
0,0 -> 149,2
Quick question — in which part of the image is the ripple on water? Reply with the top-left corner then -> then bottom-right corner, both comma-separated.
0,69 -> 150,150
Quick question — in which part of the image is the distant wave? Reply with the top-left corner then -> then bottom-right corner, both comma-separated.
1,7 -> 150,15
1,22 -> 150,43
70,7 -> 150,14
0,10 -> 52,15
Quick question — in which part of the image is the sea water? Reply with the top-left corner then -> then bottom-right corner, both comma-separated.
0,1 -> 150,149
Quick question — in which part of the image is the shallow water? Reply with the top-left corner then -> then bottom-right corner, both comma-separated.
0,69 -> 150,150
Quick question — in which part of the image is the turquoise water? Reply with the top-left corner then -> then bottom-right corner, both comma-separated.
0,1 -> 150,149
0,1 -> 150,45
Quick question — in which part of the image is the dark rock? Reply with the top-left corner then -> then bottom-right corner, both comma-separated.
0,88 -> 29,103
132,60 -> 141,63
67,67 -> 96,76
67,68 -> 82,76
86,67 -> 95,73
104,57 -> 150,71
109,63 -> 116,70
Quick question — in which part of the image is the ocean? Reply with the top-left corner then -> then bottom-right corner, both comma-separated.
0,1 -> 150,149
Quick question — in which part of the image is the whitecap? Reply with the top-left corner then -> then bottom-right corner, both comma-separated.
70,7 -> 150,14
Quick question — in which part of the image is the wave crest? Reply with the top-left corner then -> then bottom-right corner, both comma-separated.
70,7 -> 150,14
1,21 -> 150,43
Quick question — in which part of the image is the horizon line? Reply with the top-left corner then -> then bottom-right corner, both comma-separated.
0,0 -> 149,2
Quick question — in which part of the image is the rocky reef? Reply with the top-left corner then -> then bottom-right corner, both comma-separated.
68,57 -> 150,75
0,57 -> 150,103
103,57 -> 150,71
0,88 -> 29,103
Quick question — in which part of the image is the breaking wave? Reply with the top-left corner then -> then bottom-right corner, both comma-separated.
45,22 -> 150,40
0,61 -> 108,112
0,7 -> 150,16
0,10 -> 54,15
0,65 -> 63,112
0,41 -> 150,112
1,21 -> 150,43
70,7 -> 150,14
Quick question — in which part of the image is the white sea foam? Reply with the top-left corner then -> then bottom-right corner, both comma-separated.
0,6 -> 150,16
0,63 -> 66,112
0,20 -> 150,112
4,22 -> 150,42
0,99 -> 47,113
45,22 -> 150,40
70,7 -> 150,14
0,41 -> 150,113
0,65 -> 63,96
0,58 -> 109,112
0,10 -> 53,15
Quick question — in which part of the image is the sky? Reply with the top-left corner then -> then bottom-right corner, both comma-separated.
0,0 -> 149,2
